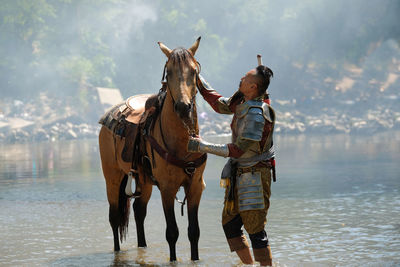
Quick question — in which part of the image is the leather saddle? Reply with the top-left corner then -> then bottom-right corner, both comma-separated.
99,94 -> 156,162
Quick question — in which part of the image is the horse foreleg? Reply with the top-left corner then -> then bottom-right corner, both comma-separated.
187,204 -> 200,261
133,181 -> 153,247
161,191 -> 179,262
186,181 -> 203,261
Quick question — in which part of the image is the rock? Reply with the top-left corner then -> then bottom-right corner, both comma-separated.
0,121 -> 9,132
66,129 -> 77,139
33,128 -> 50,141
6,129 -> 30,143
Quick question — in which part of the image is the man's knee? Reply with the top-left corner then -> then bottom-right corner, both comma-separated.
241,209 -> 267,234
223,215 -> 250,252
222,214 -> 243,239
249,230 -> 269,249
249,230 -> 272,263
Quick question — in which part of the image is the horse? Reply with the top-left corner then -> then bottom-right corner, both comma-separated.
98,37 -> 207,262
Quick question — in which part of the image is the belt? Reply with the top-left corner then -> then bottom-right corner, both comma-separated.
237,160 -> 276,182
237,161 -> 271,172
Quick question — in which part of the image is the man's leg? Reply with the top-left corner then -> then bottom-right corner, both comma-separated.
236,247 -> 254,265
241,168 -> 273,266
249,230 -> 272,266
222,215 -> 253,265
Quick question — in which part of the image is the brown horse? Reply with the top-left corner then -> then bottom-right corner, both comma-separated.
98,37 -> 207,261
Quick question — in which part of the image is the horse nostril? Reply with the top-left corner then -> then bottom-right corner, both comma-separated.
174,102 -> 191,116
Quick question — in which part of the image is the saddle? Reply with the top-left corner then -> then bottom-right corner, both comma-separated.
99,93 -> 163,163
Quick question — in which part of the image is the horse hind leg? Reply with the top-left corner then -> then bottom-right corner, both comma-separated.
106,171 -> 131,251
99,127 -> 129,251
133,177 -> 153,247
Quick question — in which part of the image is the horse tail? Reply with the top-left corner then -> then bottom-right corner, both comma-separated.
118,174 -> 131,242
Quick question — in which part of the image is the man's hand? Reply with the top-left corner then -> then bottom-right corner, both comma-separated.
187,136 -> 201,152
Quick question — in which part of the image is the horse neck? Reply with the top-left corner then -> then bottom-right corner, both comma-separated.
158,89 -> 199,159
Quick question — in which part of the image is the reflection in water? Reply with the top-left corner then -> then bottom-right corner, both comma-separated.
0,133 -> 399,266
0,141 -> 97,182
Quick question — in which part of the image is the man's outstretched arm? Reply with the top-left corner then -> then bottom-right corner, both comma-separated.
188,137 -> 254,158
197,74 -> 240,114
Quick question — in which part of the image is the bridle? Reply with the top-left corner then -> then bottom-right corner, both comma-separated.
152,52 -> 205,215
160,53 -> 201,137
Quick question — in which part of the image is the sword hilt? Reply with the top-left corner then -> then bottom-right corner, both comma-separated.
257,54 -> 263,66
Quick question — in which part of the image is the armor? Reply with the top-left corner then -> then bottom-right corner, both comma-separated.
235,100 -> 273,142
188,138 -> 229,157
237,172 -> 265,212
236,100 -> 273,122
238,107 -> 265,141
233,99 -> 275,167
198,140 -> 229,157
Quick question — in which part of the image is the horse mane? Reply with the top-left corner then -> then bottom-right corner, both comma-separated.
169,47 -> 196,69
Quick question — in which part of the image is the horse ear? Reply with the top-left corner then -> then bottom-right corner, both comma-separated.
158,42 -> 171,58
188,36 -> 201,56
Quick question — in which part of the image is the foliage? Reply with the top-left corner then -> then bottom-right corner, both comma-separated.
0,0 -> 399,99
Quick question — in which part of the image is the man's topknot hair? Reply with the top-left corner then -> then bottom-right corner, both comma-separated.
255,65 -> 274,95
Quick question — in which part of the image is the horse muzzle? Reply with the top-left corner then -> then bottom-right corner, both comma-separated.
174,101 -> 193,120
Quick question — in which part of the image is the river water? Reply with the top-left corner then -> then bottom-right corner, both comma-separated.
0,132 -> 399,266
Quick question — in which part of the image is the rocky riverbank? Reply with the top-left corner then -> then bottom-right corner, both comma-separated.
1,91 -> 399,144
198,101 -> 400,137
0,93 -> 100,143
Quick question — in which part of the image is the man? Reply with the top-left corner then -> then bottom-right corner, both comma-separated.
188,60 -> 276,266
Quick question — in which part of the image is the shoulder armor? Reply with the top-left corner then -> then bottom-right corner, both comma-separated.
262,102 -> 275,123
241,107 -> 265,141
266,104 -> 275,123
236,105 -> 265,141
236,100 -> 275,141
236,100 -> 274,122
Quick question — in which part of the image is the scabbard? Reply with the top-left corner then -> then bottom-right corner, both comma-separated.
227,161 -> 238,201
272,166 -> 276,182
271,157 -> 276,182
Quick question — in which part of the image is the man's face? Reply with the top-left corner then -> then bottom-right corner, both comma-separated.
239,69 -> 258,96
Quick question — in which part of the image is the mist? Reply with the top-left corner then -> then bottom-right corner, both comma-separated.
0,0 -> 399,140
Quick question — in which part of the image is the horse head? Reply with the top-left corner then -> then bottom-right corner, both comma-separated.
158,37 -> 201,130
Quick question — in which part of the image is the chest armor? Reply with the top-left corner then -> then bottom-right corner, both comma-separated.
231,100 -> 275,160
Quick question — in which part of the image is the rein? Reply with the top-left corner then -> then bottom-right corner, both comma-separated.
146,53 -> 206,215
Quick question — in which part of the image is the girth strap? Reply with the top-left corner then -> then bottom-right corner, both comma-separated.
146,135 -> 207,171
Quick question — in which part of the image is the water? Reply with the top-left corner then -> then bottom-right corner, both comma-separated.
0,133 -> 399,266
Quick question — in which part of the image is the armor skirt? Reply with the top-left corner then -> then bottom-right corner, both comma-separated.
222,166 -> 272,234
